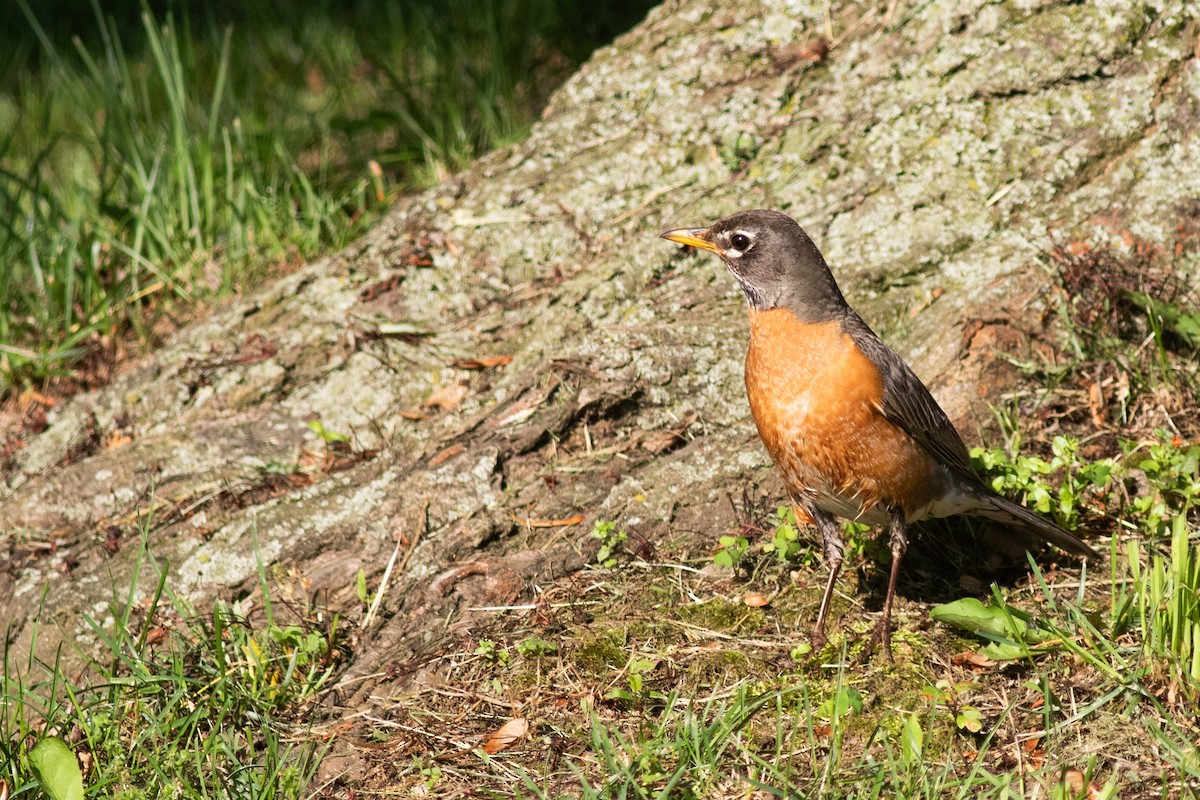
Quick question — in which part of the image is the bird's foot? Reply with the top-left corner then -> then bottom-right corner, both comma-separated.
862,617 -> 895,663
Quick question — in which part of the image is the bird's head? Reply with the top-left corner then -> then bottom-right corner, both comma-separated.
660,209 -> 845,319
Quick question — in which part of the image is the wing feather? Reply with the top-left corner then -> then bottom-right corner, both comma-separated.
839,312 -> 978,483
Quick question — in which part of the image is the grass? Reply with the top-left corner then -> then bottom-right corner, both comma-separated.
2,531 -> 344,798
0,0 -> 651,394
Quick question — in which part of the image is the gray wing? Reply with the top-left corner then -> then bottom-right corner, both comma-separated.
839,312 -> 1098,557
840,312 -> 980,484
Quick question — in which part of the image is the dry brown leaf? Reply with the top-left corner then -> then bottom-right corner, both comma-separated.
105,430 -> 133,450
398,408 -> 427,420
428,443 -> 464,467
743,592 -> 769,607
950,651 -> 996,670
1087,380 -> 1105,428
20,390 -> 57,408
638,429 -> 683,454
1060,768 -> 1103,800
482,717 -> 528,755
423,382 -> 468,411
452,355 -> 513,370
636,410 -> 698,454
512,513 -> 585,528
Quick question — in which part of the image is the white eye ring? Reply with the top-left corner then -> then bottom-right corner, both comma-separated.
728,232 -> 753,254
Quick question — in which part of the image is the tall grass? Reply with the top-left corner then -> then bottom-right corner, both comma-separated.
0,0 -> 651,392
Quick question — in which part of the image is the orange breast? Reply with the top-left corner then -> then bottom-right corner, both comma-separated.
744,307 -> 940,521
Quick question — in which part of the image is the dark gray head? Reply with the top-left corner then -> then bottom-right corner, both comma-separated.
661,209 -> 847,320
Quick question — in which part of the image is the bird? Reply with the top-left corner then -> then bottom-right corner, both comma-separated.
660,209 -> 1097,656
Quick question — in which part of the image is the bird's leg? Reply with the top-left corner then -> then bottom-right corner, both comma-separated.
868,508 -> 908,661
804,501 -> 845,652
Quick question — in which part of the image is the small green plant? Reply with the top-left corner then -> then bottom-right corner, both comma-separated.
899,713 -> 925,768
356,568 -> 370,606
971,435 -> 1115,529
516,636 -> 558,658
719,131 -> 760,172
421,763 -> 443,790
215,604 -> 338,707
475,639 -> 511,666
922,680 -> 984,733
605,655 -> 663,703
713,533 -> 750,568
841,520 -> 875,561
1125,438 -> 1200,537
931,592 -> 1065,660
715,506 -> 813,569
815,685 -> 863,722
591,520 -> 628,568
307,420 -> 350,444
762,505 -> 807,563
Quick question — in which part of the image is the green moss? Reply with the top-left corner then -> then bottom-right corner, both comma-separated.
571,629 -> 628,679
686,648 -> 753,686
676,597 -> 767,635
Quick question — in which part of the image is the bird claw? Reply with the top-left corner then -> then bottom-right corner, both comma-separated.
864,618 -> 895,663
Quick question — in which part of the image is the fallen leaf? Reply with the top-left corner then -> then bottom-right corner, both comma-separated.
638,429 -> 684,454
452,355 -> 512,370
235,333 -> 278,365
427,443 -> 464,467
105,430 -> 133,450
360,273 -> 403,301
950,651 -> 996,670
512,513 -> 585,528
423,382 -> 468,411
636,410 -> 698,454
482,718 -> 528,755
1086,380 -> 1105,428
21,391 -> 57,408
743,592 -> 769,607
1061,768 -> 1103,800
798,36 -> 829,61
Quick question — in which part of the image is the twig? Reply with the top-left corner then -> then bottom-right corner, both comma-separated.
363,500 -> 428,629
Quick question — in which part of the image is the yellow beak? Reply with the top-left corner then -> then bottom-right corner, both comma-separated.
660,227 -> 722,254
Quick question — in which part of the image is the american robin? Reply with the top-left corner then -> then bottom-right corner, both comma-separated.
661,209 -> 1097,656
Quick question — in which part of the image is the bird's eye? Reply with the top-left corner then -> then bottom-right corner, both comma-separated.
730,233 -> 751,251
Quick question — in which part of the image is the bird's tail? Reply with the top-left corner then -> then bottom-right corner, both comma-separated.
970,493 -> 1099,559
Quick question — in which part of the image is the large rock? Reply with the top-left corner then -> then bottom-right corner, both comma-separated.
3,0 -> 1198,690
